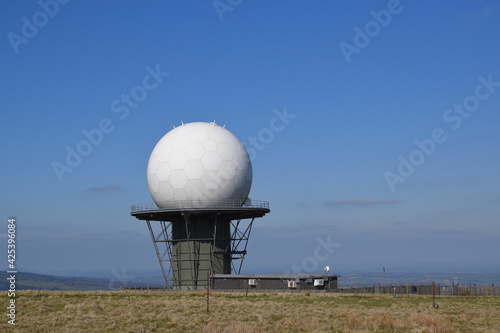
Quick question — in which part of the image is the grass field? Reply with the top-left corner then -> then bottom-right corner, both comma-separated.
1,290 -> 499,332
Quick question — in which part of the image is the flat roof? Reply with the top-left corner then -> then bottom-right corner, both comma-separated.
213,273 -> 340,279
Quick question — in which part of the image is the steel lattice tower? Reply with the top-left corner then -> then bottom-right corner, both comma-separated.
131,200 -> 269,290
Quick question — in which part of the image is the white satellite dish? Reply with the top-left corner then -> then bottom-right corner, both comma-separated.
324,266 -> 330,273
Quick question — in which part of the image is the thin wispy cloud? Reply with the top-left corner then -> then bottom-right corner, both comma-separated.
85,185 -> 122,192
254,224 -> 340,240
324,199 -> 398,207
469,6 -> 495,20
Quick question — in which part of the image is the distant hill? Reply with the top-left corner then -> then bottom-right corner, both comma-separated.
0,272 -> 164,291
336,271 -> 500,286
0,272 -> 116,291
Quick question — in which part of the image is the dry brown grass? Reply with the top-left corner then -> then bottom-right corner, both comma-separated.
1,290 -> 498,332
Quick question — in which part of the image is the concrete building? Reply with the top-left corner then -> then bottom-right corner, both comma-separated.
212,273 -> 340,291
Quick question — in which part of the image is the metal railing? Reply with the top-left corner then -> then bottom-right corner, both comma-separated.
131,199 -> 269,213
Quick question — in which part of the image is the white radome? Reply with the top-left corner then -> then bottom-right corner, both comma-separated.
147,122 -> 252,208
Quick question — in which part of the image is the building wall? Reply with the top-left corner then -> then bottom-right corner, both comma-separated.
213,276 -> 338,291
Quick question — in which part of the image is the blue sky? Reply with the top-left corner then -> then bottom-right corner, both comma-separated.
1,0 -> 499,278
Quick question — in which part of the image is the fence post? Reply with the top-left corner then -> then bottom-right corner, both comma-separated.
206,273 -> 210,312
432,281 -> 437,309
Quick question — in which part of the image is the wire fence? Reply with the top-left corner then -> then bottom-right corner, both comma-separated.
122,283 -> 500,296
335,283 -> 500,296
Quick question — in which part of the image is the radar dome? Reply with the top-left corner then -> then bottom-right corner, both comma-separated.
147,122 -> 252,208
